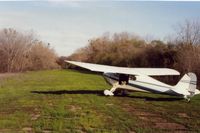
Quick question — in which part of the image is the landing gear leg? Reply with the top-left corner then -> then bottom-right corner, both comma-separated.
104,83 -> 118,96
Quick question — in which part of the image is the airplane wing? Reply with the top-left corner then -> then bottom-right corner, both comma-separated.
65,60 -> 180,76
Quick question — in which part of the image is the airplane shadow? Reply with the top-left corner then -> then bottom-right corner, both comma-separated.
31,90 -> 104,95
31,89 -> 183,101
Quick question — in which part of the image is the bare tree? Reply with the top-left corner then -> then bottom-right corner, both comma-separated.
0,28 -> 35,72
175,19 -> 200,45
0,28 -> 58,73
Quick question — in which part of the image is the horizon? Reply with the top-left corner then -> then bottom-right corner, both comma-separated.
0,1 -> 200,56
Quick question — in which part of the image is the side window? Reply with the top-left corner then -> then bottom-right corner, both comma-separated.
119,74 -> 129,85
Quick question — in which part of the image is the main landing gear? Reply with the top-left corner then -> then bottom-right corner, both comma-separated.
104,82 -> 118,96
104,82 -> 129,96
104,74 -> 129,96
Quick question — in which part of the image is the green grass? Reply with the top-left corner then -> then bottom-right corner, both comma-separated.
0,69 -> 200,133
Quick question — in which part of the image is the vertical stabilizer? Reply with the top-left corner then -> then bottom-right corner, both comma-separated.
173,73 -> 197,96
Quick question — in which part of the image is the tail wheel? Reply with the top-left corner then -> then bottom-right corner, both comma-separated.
184,95 -> 191,102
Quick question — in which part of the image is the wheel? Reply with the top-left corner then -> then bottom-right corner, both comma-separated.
114,89 -> 129,96
104,90 -> 114,96
187,98 -> 190,102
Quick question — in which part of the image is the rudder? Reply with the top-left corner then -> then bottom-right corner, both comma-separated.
187,73 -> 197,95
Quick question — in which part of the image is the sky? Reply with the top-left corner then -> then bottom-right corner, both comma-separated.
0,1 -> 200,56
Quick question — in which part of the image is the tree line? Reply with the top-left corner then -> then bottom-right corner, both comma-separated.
0,28 -> 59,73
60,19 -> 200,86
1,20 -> 200,86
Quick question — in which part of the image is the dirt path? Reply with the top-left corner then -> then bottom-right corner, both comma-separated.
0,73 -> 18,79
0,73 -> 18,88
0,73 -> 17,78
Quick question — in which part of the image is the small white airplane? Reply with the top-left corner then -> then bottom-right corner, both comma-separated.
66,60 -> 200,101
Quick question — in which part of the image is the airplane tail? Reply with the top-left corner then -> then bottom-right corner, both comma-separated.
173,73 -> 197,97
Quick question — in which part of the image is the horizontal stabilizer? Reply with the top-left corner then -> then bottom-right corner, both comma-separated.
65,60 -> 180,76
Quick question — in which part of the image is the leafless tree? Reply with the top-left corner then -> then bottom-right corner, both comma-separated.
0,28 -> 58,72
175,19 -> 200,45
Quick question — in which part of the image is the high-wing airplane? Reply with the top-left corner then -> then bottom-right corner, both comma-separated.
66,60 -> 200,101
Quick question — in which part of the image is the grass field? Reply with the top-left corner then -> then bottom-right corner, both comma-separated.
0,70 -> 200,133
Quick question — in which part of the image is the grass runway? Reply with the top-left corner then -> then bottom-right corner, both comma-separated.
0,70 -> 200,133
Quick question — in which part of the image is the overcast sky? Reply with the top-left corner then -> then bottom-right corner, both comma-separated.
0,1 -> 200,56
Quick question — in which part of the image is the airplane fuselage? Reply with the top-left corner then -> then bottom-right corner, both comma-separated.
103,73 -> 183,96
